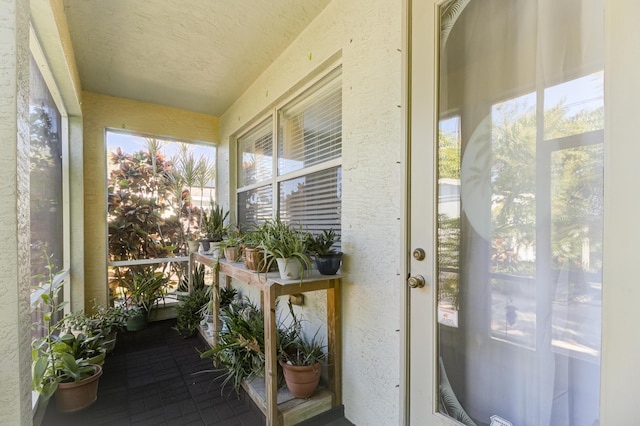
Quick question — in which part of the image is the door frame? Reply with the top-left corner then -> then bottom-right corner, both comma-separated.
402,0 -> 640,424
401,0 -> 449,424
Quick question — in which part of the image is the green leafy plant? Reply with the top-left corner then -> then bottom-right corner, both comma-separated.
201,200 -> 229,241
278,300 -> 326,366
174,287 -> 211,338
220,286 -> 239,309
308,229 -> 340,256
32,252 -> 98,399
65,299 -> 128,339
177,264 -> 206,292
220,228 -> 243,251
199,299 -> 293,394
199,301 -> 266,394
119,267 -> 169,312
260,219 -> 312,279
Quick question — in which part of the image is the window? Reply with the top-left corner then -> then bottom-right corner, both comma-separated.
237,66 -> 342,237
29,52 -> 66,279
29,30 -> 70,408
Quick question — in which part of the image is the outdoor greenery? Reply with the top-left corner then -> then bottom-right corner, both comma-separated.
30,104 -> 63,284
201,200 -> 229,241
437,95 -> 604,308
107,139 -> 217,300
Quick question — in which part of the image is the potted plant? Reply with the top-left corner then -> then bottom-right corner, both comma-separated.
200,200 -> 229,255
175,263 -> 205,300
241,223 -> 269,271
220,228 -> 243,262
63,302 -> 126,356
32,252 -> 103,412
260,219 -> 312,281
119,267 -> 168,331
278,301 -> 327,398
200,301 -> 266,393
174,286 -> 211,338
56,330 -> 108,366
309,229 -> 343,275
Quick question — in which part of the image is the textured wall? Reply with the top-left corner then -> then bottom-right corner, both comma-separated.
0,0 -> 33,424
218,1 -> 403,423
82,92 -> 219,306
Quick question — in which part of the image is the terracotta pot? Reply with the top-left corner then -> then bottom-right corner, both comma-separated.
223,246 -> 241,262
54,364 -> 103,413
243,246 -> 265,271
280,361 -> 322,399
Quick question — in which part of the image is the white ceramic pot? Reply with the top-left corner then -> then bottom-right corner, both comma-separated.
276,258 -> 302,280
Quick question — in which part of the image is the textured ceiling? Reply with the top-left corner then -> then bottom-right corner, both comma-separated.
63,0 -> 331,116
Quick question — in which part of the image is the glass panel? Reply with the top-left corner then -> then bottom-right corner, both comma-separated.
436,0 -> 603,424
238,185 -> 273,231
238,118 -> 273,187
29,53 -> 64,276
278,67 -> 342,176
279,166 -> 341,241
550,143 -> 603,359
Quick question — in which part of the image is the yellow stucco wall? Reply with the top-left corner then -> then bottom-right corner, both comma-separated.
82,91 -> 219,306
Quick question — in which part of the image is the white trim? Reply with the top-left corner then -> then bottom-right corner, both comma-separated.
29,25 -> 68,119
105,127 -> 218,148
108,256 -> 189,267
276,158 -> 342,183
400,0 -> 411,423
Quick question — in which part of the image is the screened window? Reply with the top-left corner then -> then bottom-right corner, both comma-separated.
29,35 -> 70,410
106,131 -> 217,301
237,66 -> 342,236
29,52 -> 65,278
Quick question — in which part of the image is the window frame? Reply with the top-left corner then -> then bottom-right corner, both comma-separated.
235,64 -> 343,230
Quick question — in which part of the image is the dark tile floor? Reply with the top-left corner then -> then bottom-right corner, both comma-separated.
41,319 -> 265,426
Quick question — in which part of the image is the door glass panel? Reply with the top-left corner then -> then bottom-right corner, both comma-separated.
436,0 -> 603,425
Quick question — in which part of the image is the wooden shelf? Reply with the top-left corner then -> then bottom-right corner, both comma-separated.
190,253 -> 342,426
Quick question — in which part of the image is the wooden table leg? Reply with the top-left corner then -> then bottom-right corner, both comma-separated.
327,279 -> 342,406
264,284 -> 279,425
188,253 -> 194,293
211,262 -> 221,346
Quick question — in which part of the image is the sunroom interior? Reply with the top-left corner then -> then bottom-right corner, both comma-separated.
6,0 -> 640,425
8,0 -> 403,425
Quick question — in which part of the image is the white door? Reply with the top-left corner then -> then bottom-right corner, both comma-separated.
407,0 -> 618,424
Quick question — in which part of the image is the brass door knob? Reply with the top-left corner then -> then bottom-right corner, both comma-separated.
408,274 -> 426,288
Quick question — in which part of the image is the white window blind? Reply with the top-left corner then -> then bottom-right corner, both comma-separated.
238,117 -> 273,188
279,166 -> 342,237
238,185 -> 274,230
237,65 -> 342,236
278,68 -> 342,176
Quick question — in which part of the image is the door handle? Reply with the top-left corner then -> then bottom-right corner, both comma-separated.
408,274 -> 426,288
